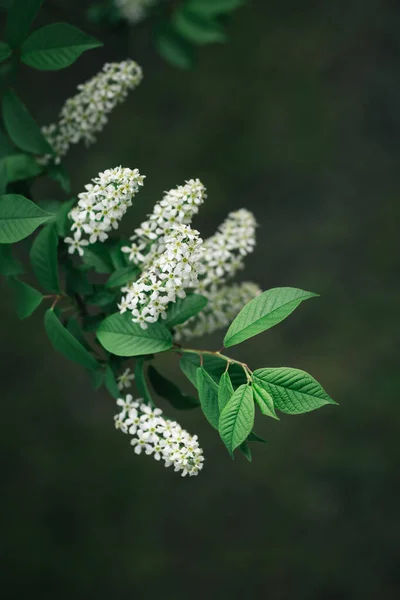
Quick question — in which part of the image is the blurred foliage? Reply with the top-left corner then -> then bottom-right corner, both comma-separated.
1,0 -> 400,598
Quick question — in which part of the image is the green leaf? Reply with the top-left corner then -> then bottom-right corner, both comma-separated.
91,368 -> 104,390
219,384 -> 254,454
97,312 -> 173,357
252,381 -> 279,420
54,198 -> 75,237
196,366 -> 219,429
155,25 -> 195,69
180,352 -> 246,388
0,194 -> 53,243
21,23 -> 102,70
8,276 -> 42,319
0,41 -> 12,63
0,244 -> 23,275
134,358 -> 153,406
0,153 -> 42,184
186,0 -> 244,14
224,287 -> 318,347
248,431 -> 267,444
105,266 -> 139,289
172,9 -> 226,44
47,163 -> 71,193
218,371 -> 234,412
82,244 -> 114,274
66,316 -> 92,352
164,293 -> 208,328
2,89 -> 53,155
44,309 -> 99,371
239,441 -> 252,462
148,365 -> 199,410
253,367 -> 337,415
5,0 -> 44,49
30,226 -> 60,293
87,287 -> 116,308
105,365 -> 120,399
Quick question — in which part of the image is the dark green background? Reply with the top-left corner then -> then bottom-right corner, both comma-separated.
1,0 -> 399,598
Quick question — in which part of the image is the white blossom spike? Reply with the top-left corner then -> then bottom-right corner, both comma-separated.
114,396 -> 204,476
65,166 -> 145,254
41,60 -> 143,164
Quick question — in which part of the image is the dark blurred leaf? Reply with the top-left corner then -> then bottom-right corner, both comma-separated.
47,163 -> 71,193
2,89 -> 53,155
0,153 -> 43,185
44,309 -> 99,370
239,441 -> 252,462
54,198 -> 75,238
173,9 -> 226,44
105,266 -> 139,289
8,276 -> 43,319
21,23 -> 102,70
82,244 -> 114,274
186,0 -> 244,14
105,365 -> 120,399
5,0 -> 44,49
155,24 -> 195,69
0,244 -> 23,275
148,365 -> 200,410
0,41 -> 12,63
180,352 -> 247,388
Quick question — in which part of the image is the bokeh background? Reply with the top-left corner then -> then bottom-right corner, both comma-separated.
1,0 -> 400,598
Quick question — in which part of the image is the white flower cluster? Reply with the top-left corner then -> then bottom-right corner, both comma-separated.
114,395 -> 204,477
122,178 -> 206,269
119,223 -> 204,328
200,209 -> 257,289
115,0 -> 158,24
175,282 -> 262,340
65,166 -> 145,255
41,60 -> 142,164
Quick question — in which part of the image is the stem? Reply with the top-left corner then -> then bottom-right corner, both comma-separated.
169,347 -> 253,382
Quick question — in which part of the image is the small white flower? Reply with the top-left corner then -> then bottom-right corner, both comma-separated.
117,368 -> 135,390
64,231 -> 89,256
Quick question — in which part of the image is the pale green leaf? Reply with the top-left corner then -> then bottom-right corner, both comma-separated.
21,23 -> 102,70
44,309 -> 99,371
196,366 -> 219,429
252,380 -> 279,420
30,225 -> 60,293
218,371 -> 234,412
180,352 -> 246,388
224,287 -> 318,347
219,384 -> 254,454
253,367 -> 336,414
5,0 -> 44,49
2,89 -> 53,155
97,312 -> 173,357
8,276 -> 42,319
164,293 -> 208,328
0,194 -> 53,243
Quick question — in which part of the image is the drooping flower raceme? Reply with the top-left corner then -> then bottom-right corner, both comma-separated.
122,178 -> 206,270
200,209 -> 257,290
114,396 -> 205,477
114,0 -> 159,24
119,223 -> 205,328
65,166 -> 144,254
41,60 -> 142,164
175,281 -> 262,340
